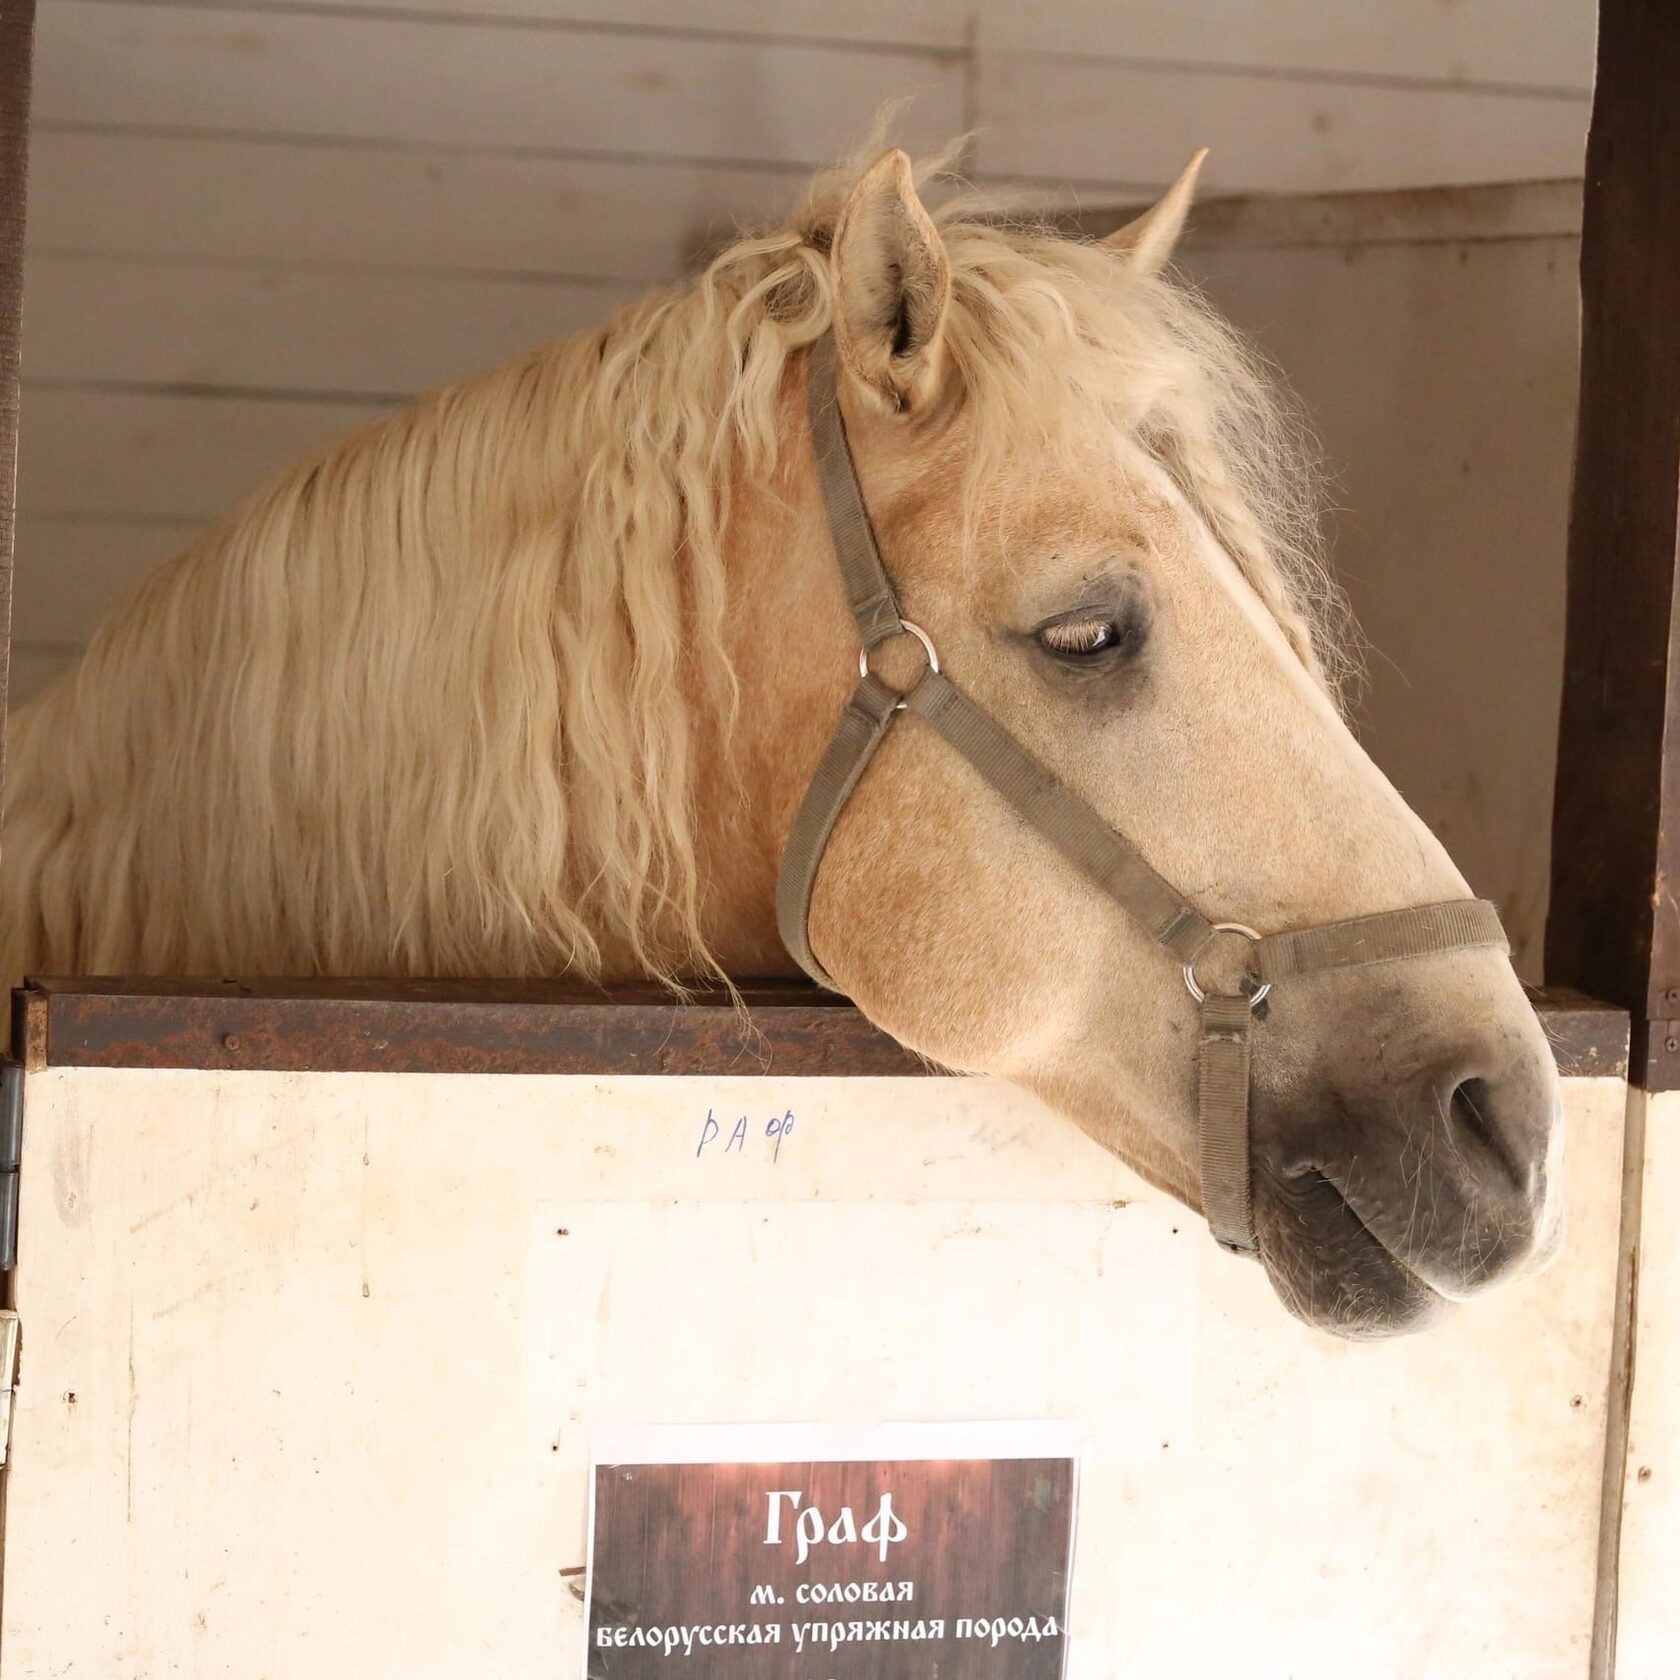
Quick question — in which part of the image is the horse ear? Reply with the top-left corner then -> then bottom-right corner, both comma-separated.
1103,149 -> 1209,274
830,149 -> 951,410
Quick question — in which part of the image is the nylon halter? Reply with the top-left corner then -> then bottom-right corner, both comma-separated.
775,334 -> 1508,1257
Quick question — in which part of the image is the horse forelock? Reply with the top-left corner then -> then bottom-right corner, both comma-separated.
705,138 -> 1351,703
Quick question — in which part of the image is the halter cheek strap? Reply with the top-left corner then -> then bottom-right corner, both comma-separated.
776,334 -> 1508,1258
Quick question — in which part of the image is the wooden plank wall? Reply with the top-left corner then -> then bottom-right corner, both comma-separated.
1180,185 -> 1584,979
10,0 -> 1594,699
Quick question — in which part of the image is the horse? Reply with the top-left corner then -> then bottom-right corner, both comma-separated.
0,138 -> 1562,1337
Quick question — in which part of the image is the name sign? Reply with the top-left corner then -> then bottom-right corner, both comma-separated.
584,1423 -> 1078,1678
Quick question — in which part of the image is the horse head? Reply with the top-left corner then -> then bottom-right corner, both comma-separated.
720,149 -> 1563,1336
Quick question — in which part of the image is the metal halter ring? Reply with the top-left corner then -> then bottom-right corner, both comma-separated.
1183,922 -> 1272,1009
860,620 -> 939,710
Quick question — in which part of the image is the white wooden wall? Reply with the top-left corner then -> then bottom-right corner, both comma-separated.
0,1064 -> 1626,1678
1181,184 -> 1582,978
1617,1093 -> 1680,1680
13,0 -> 1595,701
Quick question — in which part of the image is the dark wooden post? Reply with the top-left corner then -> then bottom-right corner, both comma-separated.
0,0 -> 35,788
1547,0 -> 1680,1087
1546,8 -> 1680,1671
0,0 -> 29,1622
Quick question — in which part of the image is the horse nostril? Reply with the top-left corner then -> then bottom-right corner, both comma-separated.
1450,1075 -> 1494,1145
1448,1074 -> 1528,1193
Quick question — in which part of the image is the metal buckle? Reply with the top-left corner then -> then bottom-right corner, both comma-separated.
859,620 -> 939,710
1183,922 -> 1272,1009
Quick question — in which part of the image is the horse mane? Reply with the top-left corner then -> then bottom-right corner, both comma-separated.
0,134 -> 1341,988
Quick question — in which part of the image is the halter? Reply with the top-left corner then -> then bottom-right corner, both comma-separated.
776,334 -> 1508,1257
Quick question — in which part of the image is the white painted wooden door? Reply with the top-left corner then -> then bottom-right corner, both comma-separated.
0,1068 -> 1624,1678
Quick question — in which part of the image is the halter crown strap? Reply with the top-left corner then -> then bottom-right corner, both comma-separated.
776,333 -> 1508,1258
806,334 -> 906,650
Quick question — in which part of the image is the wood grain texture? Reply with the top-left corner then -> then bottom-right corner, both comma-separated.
34,4 -> 966,162
1071,178 -> 1584,250
108,0 -> 975,51
1546,0 -> 1680,1051
0,0 -> 36,770
1186,232 -> 1580,980
5,642 -> 72,706
22,254 -> 640,396
17,386 -> 396,519
95,0 -> 1599,88
11,513 -> 198,643
976,0 -> 1595,88
94,0 -> 1598,86
28,130 -> 805,282
1618,1088 -> 1680,1680
976,51 -> 1590,192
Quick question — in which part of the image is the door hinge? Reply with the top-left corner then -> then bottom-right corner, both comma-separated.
0,1308 -> 16,1467
0,1059 -> 20,1270
1643,1018 -> 1680,1092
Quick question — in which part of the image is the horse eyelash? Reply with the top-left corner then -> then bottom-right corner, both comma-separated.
1040,618 -> 1120,655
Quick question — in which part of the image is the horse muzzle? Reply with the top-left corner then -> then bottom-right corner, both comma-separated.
1248,996 -> 1565,1337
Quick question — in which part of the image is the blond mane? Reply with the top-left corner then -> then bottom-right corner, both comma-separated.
1,137 -> 1340,989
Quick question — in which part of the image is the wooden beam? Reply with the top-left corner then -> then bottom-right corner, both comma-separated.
1547,0 -> 1680,1088
0,0 -> 35,791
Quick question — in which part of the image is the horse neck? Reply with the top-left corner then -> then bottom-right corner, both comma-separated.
682,441 -> 848,981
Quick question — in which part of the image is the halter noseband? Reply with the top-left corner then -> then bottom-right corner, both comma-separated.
775,335 -> 1507,1258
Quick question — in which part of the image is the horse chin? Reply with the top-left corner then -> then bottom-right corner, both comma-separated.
1254,1166 -> 1445,1340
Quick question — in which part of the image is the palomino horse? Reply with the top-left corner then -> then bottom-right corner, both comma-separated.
0,143 -> 1561,1336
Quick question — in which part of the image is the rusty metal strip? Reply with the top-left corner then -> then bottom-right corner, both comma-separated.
18,978 -> 936,1078
14,977 -> 1625,1080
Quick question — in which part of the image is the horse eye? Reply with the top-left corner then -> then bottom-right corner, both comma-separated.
1037,616 -> 1131,659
